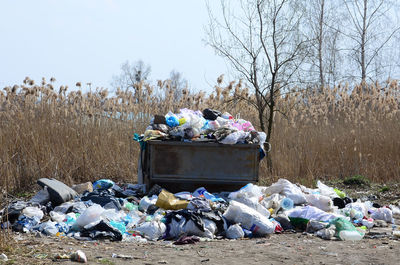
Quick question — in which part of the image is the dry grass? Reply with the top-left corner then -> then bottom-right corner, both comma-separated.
0,77 -> 399,194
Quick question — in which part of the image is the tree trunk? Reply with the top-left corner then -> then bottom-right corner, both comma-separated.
318,0 -> 325,91
361,0 -> 367,83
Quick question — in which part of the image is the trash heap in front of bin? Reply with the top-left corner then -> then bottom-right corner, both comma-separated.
1,108 -> 399,243
2,178 -> 400,243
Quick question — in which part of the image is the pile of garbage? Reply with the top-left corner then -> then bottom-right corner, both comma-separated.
135,108 -> 268,151
1,178 -> 400,243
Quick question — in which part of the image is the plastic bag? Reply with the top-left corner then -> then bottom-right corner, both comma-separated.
220,131 -> 242,145
22,206 -> 44,220
305,194 -> 334,212
229,183 -> 264,200
345,202 -> 368,217
53,202 -> 74,214
183,219 -> 217,239
330,217 -> 364,241
230,196 -> 270,217
264,179 -> 307,204
226,224 -> 244,239
155,189 -> 189,210
134,221 -> 166,241
139,195 -> 158,212
93,179 -> 115,190
38,221 -> 59,236
261,194 -> 284,212
166,218 -> 186,239
165,112 -> 180,127
74,204 -> 104,229
371,208 -> 394,223
29,187 -> 50,205
193,187 -> 224,202
287,205 -> 339,223
223,201 -> 274,236
316,181 -> 337,198
316,225 -> 336,240
50,211 -> 66,223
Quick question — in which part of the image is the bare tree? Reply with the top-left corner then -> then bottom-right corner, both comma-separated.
205,0 -> 310,170
111,60 -> 151,91
168,70 -> 188,101
343,0 -> 400,83
305,0 -> 344,89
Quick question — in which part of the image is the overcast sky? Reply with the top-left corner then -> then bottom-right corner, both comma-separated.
0,0 -> 230,93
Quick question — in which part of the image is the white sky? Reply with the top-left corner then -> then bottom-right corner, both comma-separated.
0,0 -> 230,93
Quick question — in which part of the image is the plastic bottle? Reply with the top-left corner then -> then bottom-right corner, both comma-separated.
280,197 -> 294,211
339,230 -> 364,241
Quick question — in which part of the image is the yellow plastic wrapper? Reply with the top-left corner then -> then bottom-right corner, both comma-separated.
155,189 -> 189,210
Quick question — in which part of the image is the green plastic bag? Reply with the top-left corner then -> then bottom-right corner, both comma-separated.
334,188 -> 346,199
330,217 -> 364,241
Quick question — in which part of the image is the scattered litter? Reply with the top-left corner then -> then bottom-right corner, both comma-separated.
112,253 -> 133,259
0,253 -> 8,261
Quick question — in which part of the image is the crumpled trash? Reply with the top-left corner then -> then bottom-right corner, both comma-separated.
287,206 -> 339,230
72,182 -> 93,194
316,225 -> 336,240
134,220 -> 166,241
29,187 -> 50,205
203,108 -> 221,121
80,220 -> 123,241
73,204 -> 104,229
13,215 -> 41,232
174,235 -> 200,245
93,179 -> 115,190
371,207 -> 394,223
70,250 -> 87,263
226,224 -> 244,239
306,220 -> 328,233
330,217 -> 364,241
187,197 -> 212,212
0,253 -> 8,261
223,201 -> 274,236
265,179 -> 307,205
305,194 -> 334,212
155,189 -> 189,210
38,220 -> 59,236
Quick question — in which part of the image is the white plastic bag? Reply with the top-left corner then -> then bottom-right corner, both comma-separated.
316,181 -> 337,198
223,201 -> 274,235
220,131 -> 241,145
38,221 -> 58,236
183,219 -> 217,239
134,221 -> 166,241
371,208 -> 394,223
231,196 -> 270,217
74,204 -> 104,228
345,202 -> 368,217
264,179 -> 307,204
287,205 -> 339,222
305,194 -> 334,212
167,218 -> 186,239
229,183 -> 264,200
101,209 -> 124,222
226,224 -> 244,239
50,211 -> 66,223
139,195 -> 158,212
22,206 -> 44,220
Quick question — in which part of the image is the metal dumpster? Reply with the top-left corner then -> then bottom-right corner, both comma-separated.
138,140 -> 260,192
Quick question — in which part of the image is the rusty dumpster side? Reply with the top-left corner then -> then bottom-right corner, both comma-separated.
139,140 -> 260,192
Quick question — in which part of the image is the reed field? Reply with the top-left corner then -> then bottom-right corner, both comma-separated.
0,77 -> 399,193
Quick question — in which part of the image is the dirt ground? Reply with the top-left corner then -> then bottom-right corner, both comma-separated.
2,224 -> 399,265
